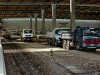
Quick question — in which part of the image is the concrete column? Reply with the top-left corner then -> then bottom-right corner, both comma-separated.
41,9 -> 45,35
30,15 -> 32,29
34,13 -> 38,35
70,0 -> 75,31
52,4 -> 56,30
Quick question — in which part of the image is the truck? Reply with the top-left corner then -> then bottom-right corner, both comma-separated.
46,28 -> 71,46
61,26 -> 100,51
21,29 -> 34,41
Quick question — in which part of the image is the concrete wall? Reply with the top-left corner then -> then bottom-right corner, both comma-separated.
2,18 -> 100,31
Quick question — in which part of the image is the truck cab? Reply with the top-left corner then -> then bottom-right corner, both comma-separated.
61,27 -> 100,51
54,28 -> 71,46
47,28 -> 70,46
21,29 -> 34,41
75,27 -> 100,51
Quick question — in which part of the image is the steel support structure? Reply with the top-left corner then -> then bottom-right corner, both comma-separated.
52,4 -> 56,30
30,15 -> 32,29
34,13 -> 38,35
41,9 -> 45,35
70,0 -> 75,31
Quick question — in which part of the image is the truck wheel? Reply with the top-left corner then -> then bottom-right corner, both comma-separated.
21,38 -> 23,41
48,39 -> 52,46
63,40 -> 66,49
54,39 -> 59,47
63,40 -> 70,50
65,40 -> 70,50
91,49 -> 96,52
54,41 -> 58,47
76,43 -> 81,51
48,39 -> 50,45
21,38 -> 24,42
52,39 -> 55,46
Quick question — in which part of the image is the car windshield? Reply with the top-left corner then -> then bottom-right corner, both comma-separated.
24,30 -> 32,34
55,29 -> 70,35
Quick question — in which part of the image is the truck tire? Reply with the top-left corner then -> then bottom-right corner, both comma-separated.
21,38 -> 23,41
52,39 -> 55,46
66,40 -> 71,50
54,41 -> 58,47
48,38 -> 52,46
21,38 -> 24,42
54,40 -> 59,47
76,43 -> 81,51
48,39 -> 50,45
63,40 -> 70,50
63,40 -> 66,49
91,49 -> 96,52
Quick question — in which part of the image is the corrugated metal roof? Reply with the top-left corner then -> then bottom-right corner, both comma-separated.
0,0 -> 99,20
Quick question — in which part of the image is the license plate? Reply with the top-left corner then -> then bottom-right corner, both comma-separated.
90,44 -> 95,46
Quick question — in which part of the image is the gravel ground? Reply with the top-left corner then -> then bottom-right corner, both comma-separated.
2,39 -> 100,75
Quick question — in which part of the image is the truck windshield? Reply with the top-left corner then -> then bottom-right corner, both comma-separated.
83,28 -> 100,36
24,30 -> 32,34
55,29 -> 70,35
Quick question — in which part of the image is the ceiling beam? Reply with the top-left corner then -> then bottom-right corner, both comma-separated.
0,9 -> 99,12
0,2 -> 51,6
32,0 -> 38,3
79,0 -> 88,4
0,14 -> 99,20
20,0 -> 24,2
0,2 -> 99,7
15,0 -> 25,12
8,0 -> 10,3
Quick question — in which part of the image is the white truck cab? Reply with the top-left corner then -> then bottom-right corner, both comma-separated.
21,29 -> 34,41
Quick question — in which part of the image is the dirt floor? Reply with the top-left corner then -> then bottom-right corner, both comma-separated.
2,39 -> 69,75
2,38 -> 100,75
